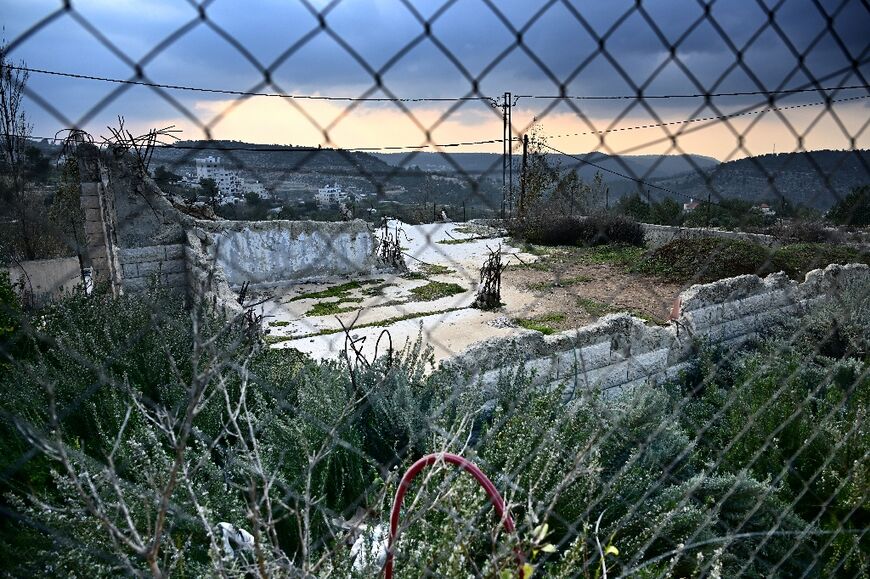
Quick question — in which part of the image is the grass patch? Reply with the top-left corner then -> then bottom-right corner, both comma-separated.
361,283 -> 391,296
509,239 -> 550,256
514,312 -> 566,335
575,244 -> 645,266
409,281 -> 466,301
268,320 -> 290,327
305,299 -> 361,317
275,307 -> 466,342
626,308 -> 665,326
289,279 -> 382,302
576,297 -> 613,317
576,298 -> 665,325
421,263 -> 454,276
402,272 -> 428,280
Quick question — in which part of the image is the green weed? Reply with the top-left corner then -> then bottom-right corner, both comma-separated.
409,281 -> 466,301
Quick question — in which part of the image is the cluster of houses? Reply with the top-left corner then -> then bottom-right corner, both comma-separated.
169,157 -> 376,212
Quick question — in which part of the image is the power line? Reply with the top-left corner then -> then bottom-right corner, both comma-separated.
515,85 -> 870,100
8,65 -> 496,103
25,93 -> 866,153
13,64 -> 870,104
18,94 -> 868,155
541,94 -> 870,141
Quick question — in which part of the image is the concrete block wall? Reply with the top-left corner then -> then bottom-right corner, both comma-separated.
445,263 -> 869,401
194,219 -> 378,288
118,244 -> 186,292
640,222 -> 778,249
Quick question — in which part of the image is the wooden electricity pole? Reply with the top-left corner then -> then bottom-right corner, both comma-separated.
501,92 -> 512,219
519,134 -> 528,217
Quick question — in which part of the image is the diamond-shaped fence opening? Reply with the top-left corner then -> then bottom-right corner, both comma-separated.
0,1 -> 868,577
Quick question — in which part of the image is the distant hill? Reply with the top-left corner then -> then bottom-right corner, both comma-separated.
150,140 -> 394,175
372,151 -> 720,181
650,150 -> 869,210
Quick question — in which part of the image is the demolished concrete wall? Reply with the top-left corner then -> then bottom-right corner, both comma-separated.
445,262 -> 869,400
193,219 -> 377,288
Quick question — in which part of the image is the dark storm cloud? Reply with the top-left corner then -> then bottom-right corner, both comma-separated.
2,0 -> 868,135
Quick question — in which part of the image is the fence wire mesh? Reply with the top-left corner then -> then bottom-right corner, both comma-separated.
0,0 -> 869,577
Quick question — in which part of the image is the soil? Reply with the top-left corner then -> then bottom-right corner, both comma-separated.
501,260 -> 683,332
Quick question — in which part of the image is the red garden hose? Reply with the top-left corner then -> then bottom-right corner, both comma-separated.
384,452 -> 525,578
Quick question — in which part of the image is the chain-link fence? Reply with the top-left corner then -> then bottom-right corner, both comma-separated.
1,1 -> 869,577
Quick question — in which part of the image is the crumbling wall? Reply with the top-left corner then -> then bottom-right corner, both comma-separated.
185,230 -> 243,316
445,263 -> 869,400
101,150 -> 192,294
193,219 -> 378,288
641,222 -> 778,249
77,148 -> 380,309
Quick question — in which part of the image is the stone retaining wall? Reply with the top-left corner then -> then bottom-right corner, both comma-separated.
445,263 -> 869,401
640,222 -> 778,249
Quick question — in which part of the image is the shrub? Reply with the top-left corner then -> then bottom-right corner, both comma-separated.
770,242 -> 869,279
634,238 -> 772,282
509,213 -> 644,247
770,220 -> 845,244
576,213 -> 645,246
507,213 -> 583,246
3,287 -> 867,576
0,270 -> 22,357
828,184 -> 870,227
636,238 -> 869,282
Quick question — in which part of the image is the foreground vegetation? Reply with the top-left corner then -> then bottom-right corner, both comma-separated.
0,279 -> 867,576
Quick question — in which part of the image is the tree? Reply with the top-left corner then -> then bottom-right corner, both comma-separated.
153,165 -> 181,193
614,193 -> 651,221
0,47 -> 36,259
49,157 -> 86,280
199,177 -> 219,208
519,123 -> 558,216
650,197 -> 683,226
828,185 -> 870,227
552,169 -> 584,215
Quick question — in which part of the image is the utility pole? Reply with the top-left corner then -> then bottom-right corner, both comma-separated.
519,133 -> 528,217
501,92 -> 512,219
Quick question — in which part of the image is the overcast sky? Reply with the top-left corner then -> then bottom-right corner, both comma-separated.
2,0 -> 868,159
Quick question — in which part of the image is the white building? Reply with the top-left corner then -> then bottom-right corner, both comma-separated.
683,198 -> 700,212
315,183 -> 347,207
195,156 -> 270,203
243,178 -> 270,199
195,156 -> 243,196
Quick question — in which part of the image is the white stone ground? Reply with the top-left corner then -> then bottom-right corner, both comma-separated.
251,220 -> 539,362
